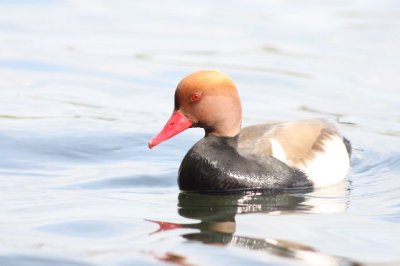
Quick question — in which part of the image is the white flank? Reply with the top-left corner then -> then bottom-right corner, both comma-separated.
298,135 -> 350,188
270,138 -> 287,163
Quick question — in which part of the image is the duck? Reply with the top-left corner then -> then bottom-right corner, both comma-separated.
148,70 -> 351,192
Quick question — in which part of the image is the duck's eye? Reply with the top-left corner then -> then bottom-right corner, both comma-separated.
190,93 -> 201,102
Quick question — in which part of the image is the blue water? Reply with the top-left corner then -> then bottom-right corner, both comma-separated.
0,1 -> 400,265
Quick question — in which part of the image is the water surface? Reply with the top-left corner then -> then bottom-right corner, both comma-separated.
0,1 -> 400,265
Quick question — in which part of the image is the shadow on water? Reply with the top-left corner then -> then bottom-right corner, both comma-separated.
149,191 -> 360,266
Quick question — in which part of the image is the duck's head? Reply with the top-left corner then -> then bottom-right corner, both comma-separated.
148,70 -> 242,148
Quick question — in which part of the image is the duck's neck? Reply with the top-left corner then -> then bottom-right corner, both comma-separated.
203,97 -> 242,138
204,133 -> 240,149
204,120 -> 241,139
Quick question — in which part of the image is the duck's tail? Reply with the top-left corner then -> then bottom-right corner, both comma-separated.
343,137 -> 352,159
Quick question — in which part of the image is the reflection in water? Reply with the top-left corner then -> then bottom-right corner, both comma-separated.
152,252 -> 193,266
178,190 -> 309,221
150,190 -> 359,266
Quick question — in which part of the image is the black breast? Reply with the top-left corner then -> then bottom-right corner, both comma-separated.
178,135 -> 311,192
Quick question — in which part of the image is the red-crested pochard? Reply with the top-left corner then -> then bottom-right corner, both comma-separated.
148,70 -> 351,192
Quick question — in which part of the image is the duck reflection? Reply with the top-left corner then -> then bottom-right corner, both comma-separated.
179,191 -> 307,245
177,191 -> 318,260
149,186 -> 358,265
